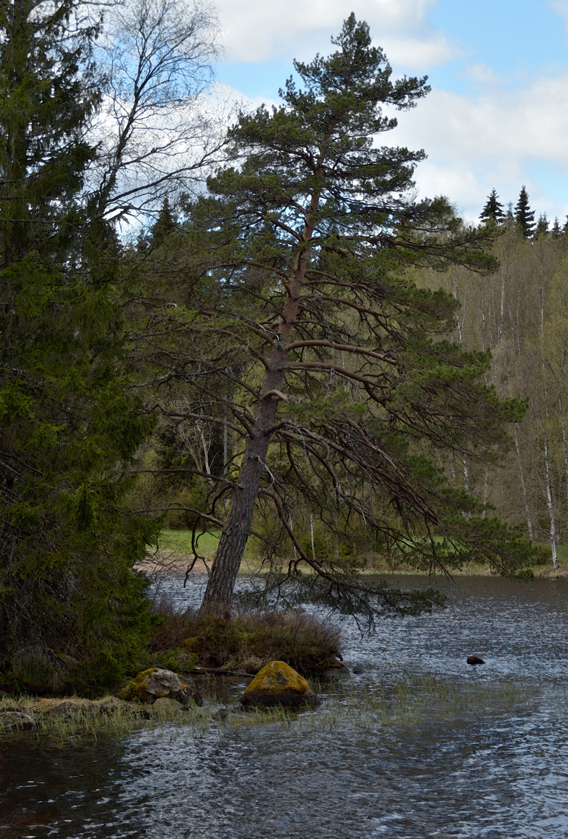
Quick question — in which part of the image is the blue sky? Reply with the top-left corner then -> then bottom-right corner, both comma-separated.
212,0 -> 568,223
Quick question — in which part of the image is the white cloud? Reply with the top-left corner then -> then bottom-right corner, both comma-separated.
208,81 -> 278,114
387,73 -> 568,221
394,77 -> 568,165
215,0 -> 457,69
460,62 -> 503,89
379,32 -> 458,69
549,0 -> 568,32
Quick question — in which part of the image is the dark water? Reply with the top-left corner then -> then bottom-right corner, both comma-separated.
3,575 -> 568,838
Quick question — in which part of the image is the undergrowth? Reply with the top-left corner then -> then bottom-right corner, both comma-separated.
149,601 -> 341,676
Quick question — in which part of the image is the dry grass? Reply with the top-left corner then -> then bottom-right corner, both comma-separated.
150,605 -> 342,676
0,694 -> 210,739
0,672 -> 539,741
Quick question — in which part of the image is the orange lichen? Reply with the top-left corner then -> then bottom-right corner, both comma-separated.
244,661 -> 310,698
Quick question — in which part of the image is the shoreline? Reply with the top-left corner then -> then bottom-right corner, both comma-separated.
136,552 -> 568,580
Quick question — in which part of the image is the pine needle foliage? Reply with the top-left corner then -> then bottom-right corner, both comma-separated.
133,16 -> 539,621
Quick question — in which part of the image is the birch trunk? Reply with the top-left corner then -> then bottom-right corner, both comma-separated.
514,424 -> 533,540
543,431 -> 558,569
558,395 -> 568,536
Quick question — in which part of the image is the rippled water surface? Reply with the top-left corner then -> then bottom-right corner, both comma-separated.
3,575 -> 568,838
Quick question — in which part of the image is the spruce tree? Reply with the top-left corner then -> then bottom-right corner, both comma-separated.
150,198 -> 178,246
479,189 -> 504,225
0,0 -> 158,690
515,186 -> 536,238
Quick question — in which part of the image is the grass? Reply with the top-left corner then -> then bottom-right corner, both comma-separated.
149,528 -> 568,579
296,674 -> 538,731
0,695 -> 211,740
0,671 -> 541,741
158,529 -> 220,554
150,530 -> 257,571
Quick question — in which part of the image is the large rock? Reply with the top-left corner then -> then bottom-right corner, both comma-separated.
241,661 -> 319,709
45,700 -> 101,719
0,709 -> 38,731
120,668 -> 201,705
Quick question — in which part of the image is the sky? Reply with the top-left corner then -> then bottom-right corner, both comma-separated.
210,0 -> 568,225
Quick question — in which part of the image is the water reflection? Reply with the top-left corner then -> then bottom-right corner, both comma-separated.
2,574 -> 568,838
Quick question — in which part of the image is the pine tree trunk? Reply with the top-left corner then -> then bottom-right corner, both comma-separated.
199,200 -> 319,614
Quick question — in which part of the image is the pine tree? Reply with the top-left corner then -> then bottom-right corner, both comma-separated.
168,16 -> 536,618
515,186 -> 536,238
0,0 -> 158,690
479,189 -> 505,225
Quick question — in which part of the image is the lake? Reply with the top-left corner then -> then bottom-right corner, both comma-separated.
2,574 -> 568,838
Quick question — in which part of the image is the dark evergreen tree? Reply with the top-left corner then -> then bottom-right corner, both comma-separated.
552,217 -> 562,238
479,189 -> 504,225
150,198 -> 178,246
0,0 -> 158,690
515,186 -> 536,238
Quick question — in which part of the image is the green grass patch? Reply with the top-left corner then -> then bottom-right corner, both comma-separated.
158,529 -> 220,554
298,674 -> 538,731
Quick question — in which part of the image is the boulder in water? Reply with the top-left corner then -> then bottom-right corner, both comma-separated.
0,709 -> 38,731
45,699 -> 101,718
120,668 -> 200,705
466,655 -> 485,665
241,661 -> 319,709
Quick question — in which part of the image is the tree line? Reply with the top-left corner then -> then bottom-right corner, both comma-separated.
0,2 -> 540,687
417,210 -> 568,569
480,186 -> 566,239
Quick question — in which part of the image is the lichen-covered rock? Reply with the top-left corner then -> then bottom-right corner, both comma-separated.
241,661 -> 319,709
0,710 -> 38,731
98,697 -> 128,714
45,700 -> 100,718
119,668 -> 200,705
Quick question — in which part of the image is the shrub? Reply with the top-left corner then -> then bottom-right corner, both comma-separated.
149,606 -> 341,675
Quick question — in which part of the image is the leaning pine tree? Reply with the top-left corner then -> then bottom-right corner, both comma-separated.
0,0 -> 159,690
154,16 -> 538,619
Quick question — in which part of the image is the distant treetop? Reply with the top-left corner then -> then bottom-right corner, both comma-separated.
515,186 -> 536,238
480,188 -> 505,225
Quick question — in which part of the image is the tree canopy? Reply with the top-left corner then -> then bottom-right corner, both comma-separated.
0,0 -> 218,690
133,16 -> 537,620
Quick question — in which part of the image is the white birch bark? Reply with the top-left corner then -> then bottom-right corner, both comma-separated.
514,424 -> 533,540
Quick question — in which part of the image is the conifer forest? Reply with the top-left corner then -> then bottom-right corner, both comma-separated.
1,0 -> 567,688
